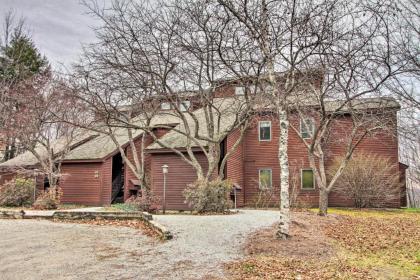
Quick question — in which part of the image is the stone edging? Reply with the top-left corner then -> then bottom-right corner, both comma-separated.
0,209 -> 173,240
145,219 -> 173,240
0,210 -> 25,219
52,211 -> 153,221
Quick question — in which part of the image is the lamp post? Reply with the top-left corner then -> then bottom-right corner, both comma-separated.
162,164 -> 168,214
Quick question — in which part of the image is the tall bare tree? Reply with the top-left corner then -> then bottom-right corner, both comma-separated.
281,0 -> 412,215
74,0 -> 259,191
3,75 -> 86,190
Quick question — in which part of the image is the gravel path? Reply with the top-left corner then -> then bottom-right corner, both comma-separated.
0,210 -> 278,280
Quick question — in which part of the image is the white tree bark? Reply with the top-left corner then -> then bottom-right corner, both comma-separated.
277,108 -> 290,239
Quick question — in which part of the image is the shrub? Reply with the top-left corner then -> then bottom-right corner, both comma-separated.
183,179 -> 233,213
252,182 -> 279,208
33,187 -> 63,210
0,177 -> 35,207
125,192 -> 161,213
331,153 -> 400,208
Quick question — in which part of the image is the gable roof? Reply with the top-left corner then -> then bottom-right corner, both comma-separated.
0,113 -> 180,168
146,97 -> 247,151
147,96 -> 400,151
0,95 -> 399,166
0,130 -> 98,168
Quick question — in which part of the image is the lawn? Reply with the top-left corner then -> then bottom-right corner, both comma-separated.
226,208 -> 420,280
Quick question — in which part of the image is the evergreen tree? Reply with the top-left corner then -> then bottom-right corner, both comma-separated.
0,25 -> 50,161
0,34 -> 49,83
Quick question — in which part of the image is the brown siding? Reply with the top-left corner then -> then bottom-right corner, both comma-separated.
0,172 -> 16,186
325,114 -> 400,207
60,162 -> 104,206
240,112 -> 401,208
150,152 -> 208,210
226,128 -> 245,206
124,128 -> 172,200
101,157 -> 112,205
399,163 -> 408,207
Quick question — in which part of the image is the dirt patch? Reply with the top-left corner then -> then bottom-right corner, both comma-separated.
244,211 -> 340,260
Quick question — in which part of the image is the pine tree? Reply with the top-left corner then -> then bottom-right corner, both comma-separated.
0,30 -> 49,161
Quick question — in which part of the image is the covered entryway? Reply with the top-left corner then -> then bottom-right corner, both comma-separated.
111,153 -> 125,203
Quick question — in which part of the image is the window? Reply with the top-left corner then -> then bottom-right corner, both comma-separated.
301,169 -> 315,189
161,102 -> 171,110
180,100 -> 191,112
235,86 -> 245,95
300,118 -> 314,139
259,121 -> 271,141
259,169 -> 272,189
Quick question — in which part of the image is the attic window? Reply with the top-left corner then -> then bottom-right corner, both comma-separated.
300,118 -> 314,139
259,121 -> 271,141
180,100 -> 191,112
235,86 -> 245,95
161,102 -> 171,110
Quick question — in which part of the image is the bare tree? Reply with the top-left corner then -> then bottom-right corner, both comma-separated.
214,0 -> 297,239
74,0 -> 259,192
269,0 -> 411,215
399,105 -> 420,208
3,75 -> 86,192
392,0 -> 420,208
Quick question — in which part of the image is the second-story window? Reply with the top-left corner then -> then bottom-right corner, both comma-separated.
300,118 -> 314,139
259,121 -> 271,141
180,100 -> 191,112
161,102 -> 171,110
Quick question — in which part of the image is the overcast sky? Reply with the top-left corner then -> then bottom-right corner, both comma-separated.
0,0 -> 106,70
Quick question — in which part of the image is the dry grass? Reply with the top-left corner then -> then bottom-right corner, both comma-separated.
226,209 -> 420,280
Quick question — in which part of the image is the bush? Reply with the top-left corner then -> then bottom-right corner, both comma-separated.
183,179 -> 233,213
331,153 -> 400,208
125,192 -> 161,213
0,177 -> 35,207
252,184 -> 279,208
33,187 -> 63,210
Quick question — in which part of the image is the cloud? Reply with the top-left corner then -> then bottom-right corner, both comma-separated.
0,0 -> 104,70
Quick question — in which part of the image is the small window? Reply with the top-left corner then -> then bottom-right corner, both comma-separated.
161,102 -> 171,110
259,121 -> 271,141
300,118 -> 314,139
235,86 -> 245,95
180,100 -> 191,112
259,169 -> 272,189
301,169 -> 315,189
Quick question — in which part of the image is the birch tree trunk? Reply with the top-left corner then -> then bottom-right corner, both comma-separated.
276,108 -> 290,239
319,188 -> 329,216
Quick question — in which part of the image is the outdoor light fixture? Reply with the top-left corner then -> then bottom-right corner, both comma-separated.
162,165 -> 168,214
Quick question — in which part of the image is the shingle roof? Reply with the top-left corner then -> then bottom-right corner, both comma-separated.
147,96 -> 400,151
0,130 -> 97,168
0,96 -> 399,165
63,113 -> 180,161
146,97 -> 247,150
0,113 -> 180,167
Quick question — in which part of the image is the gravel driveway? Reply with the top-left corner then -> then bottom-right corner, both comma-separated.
0,210 -> 278,280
